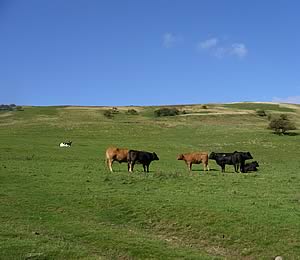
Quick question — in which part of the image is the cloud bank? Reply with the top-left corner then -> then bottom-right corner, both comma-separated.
272,96 -> 300,104
198,38 -> 218,49
197,37 -> 248,59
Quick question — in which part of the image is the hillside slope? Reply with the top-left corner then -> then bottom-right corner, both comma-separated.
1,102 -> 299,259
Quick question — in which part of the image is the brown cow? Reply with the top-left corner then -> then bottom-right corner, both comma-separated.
105,147 -> 129,172
177,152 -> 209,171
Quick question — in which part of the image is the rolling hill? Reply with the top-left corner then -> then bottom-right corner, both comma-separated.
1,102 -> 299,259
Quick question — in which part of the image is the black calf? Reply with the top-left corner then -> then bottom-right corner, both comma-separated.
209,151 -> 253,173
243,161 -> 259,173
127,150 -> 159,172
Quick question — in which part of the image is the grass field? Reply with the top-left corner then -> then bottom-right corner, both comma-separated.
1,103 -> 300,259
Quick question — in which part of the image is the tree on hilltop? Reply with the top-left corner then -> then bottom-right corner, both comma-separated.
268,114 -> 296,135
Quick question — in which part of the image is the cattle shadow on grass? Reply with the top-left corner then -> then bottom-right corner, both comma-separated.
284,132 -> 299,136
191,168 -> 218,172
271,132 -> 299,136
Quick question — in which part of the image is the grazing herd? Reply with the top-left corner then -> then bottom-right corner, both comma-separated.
209,151 -> 253,173
60,143 -> 259,173
105,146 -> 259,173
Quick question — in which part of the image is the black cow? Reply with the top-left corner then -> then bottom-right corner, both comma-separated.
243,161 -> 259,173
127,150 -> 159,172
232,152 -> 253,173
208,152 -> 234,172
209,151 -> 253,173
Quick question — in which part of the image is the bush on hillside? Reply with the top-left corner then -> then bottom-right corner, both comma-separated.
16,106 -> 24,111
103,110 -> 114,119
268,114 -> 296,135
154,107 -> 180,117
111,107 -> 119,114
126,109 -> 138,115
0,104 -> 22,111
103,107 -> 121,119
256,109 -> 267,117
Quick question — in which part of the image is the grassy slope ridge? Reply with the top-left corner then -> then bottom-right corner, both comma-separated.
1,103 -> 300,259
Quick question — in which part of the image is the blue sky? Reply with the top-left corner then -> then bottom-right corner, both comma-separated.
0,0 -> 299,106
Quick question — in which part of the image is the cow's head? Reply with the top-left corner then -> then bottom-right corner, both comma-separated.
208,152 -> 215,159
177,154 -> 184,160
243,152 -> 253,160
252,161 -> 259,167
152,152 -> 159,161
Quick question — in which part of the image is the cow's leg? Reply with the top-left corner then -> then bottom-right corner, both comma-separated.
185,161 -> 189,170
128,161 -> 133,172
188,163 -> 192,171
240,161 -> 245,173
203,162 -> 209,171
143,164 -> 146,172
107,159 -> 113,172
221,164 -> 225,172
131,162 -> 135,172
235,163 -> 240,173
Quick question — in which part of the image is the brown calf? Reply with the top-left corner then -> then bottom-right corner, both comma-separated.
177,152 -> 209,171
105,147 -> 129,172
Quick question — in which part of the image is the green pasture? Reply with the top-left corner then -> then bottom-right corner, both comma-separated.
1,104 -> 300,259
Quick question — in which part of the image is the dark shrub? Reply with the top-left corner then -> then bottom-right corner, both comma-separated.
0,104 -> 21,111
126,109 -> 138,115
111,107 -> 119,114
268,114 -> 296,135
256,109 -> 267,117
103,110 -> 114,119
154,107 -> 180,117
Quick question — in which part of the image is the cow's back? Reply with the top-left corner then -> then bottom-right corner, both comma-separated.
127,150 -> 137,162
138,151 -> 152,162
185,152 -> 208,163
127,150 -> 144,163
128,150 -> 154,163
106,147 -> 128,162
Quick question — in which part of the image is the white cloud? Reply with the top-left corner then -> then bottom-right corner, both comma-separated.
198,37 -> 248,59
198,38 -> 218,49
230,43 -> 248,58
272,96 -> 300,104
162,33 -> 182,48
